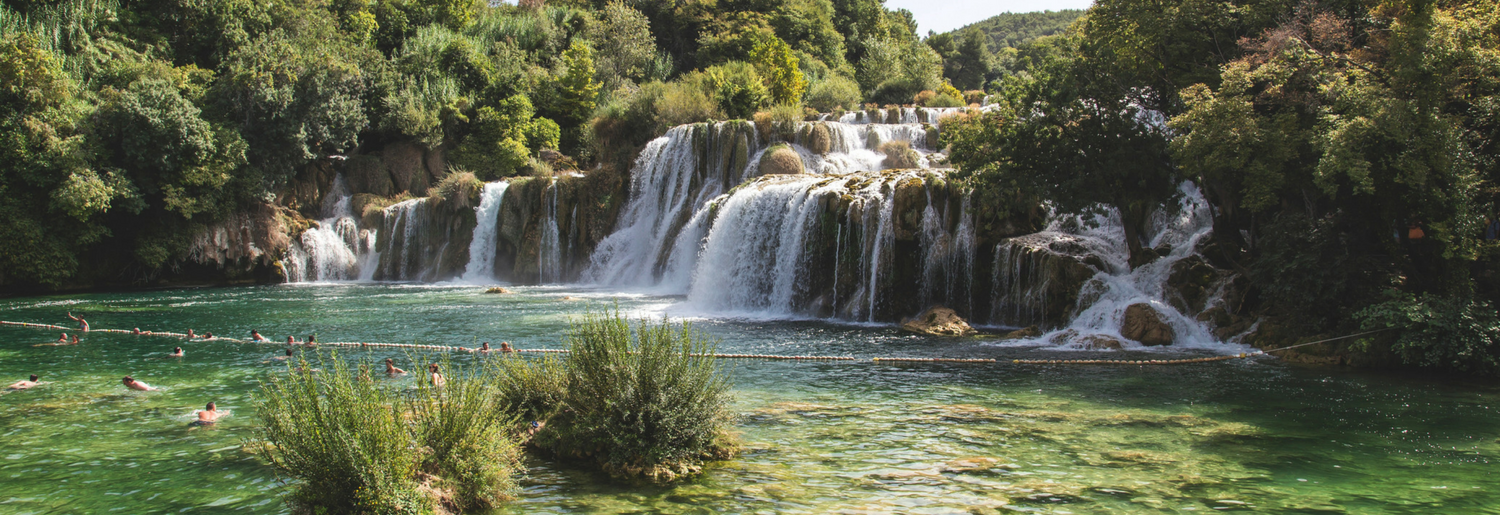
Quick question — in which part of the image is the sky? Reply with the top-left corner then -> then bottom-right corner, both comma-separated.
884,0 -> 1094,34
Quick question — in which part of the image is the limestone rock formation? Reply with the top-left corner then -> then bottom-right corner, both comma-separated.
991,233 -> 1105,329
999,326 -> 1041,340
879,141 -> 919,169
1121,303 -> 1175,346
485,287 -> 512,294
900,306 -> 978,336
759,144 -> 805,175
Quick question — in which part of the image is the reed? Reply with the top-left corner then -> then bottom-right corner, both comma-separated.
254,352 -> 521,514
536,309 -> 737,482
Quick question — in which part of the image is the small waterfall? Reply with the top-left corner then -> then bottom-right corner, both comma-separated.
538,181 -> 562,284
989,182 -> 1230,348
375,197 -> 430,281
284,175 -> 372,282
460,181 -> 510,283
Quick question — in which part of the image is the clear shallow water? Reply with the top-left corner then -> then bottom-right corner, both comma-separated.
1,285 -> 1497,514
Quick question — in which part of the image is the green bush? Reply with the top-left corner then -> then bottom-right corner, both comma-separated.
536,310 -> 737,482
430,169 -> 484,209
254,352 -> 522,514
805,75 -> 861,112
697,61 -> 767,120
589,80 -> 720,167
879,140 -> 919,169
1356,293 -> 1500,374
489,353 -> 568,424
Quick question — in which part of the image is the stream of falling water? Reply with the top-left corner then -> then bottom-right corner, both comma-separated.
284,175 -> 374,282
460,181 -> 510,283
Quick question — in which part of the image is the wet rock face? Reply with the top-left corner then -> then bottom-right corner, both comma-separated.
1121,303 -> 1175,346
991,233 -> 1103,329
901,306 -> 977,336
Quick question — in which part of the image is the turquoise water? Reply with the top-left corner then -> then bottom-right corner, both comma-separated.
1,284 -> 1496,513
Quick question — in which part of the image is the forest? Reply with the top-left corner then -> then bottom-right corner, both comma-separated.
3,0 -> 1500,373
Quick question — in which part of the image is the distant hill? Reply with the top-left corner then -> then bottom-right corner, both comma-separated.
954,10 -> 1085,52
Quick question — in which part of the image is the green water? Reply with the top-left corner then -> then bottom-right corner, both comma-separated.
1,284 -> 1496,514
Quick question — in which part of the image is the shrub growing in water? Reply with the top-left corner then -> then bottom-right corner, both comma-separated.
879,140 -> 919,169
254,352 -> 522,513
536,310 -> 737,482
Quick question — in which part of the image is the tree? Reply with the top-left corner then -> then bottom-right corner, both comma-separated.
555,39 -> 601,125
750,35 -> 807,105
591,0 -> 660,89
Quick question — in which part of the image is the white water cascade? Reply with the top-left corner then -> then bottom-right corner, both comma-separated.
284,175 -> 376,282
992,182 -> 1233,349
460,181 -> 510,283
538,180 -> 563,284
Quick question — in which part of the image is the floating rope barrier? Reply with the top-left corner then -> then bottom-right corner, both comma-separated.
0,319 -> 1396,366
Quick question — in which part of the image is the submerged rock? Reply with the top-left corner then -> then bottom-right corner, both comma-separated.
900,306 -> 977,336
1080,334 -> 1124,350
484,287 -> 512,294
1121,303 -> 1175,346
999,325 -> 1042,340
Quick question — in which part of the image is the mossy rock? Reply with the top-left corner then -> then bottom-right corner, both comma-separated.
759,144 -> 804,175
343,155 -> 394,196
807,122 -> 832,155
880,141 -> 920,170
923,123 -> 940,151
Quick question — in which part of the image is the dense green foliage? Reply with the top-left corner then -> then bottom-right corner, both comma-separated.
944,0 -> 1500,373
0,0 -> 971,290
255,353 -> 522,514
534,310 -> 736,482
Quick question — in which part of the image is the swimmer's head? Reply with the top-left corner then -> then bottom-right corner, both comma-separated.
429,363 -> 439,373
174,347 -> 182,353
122,376 -> 134,384
385,358 -> 394,364
286,348 -> 294,356
206,402 -> 215,410
29,374 -> 38,382
482,342 -> 490,349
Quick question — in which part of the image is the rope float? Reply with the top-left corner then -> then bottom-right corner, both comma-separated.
1,319 -> 1395,366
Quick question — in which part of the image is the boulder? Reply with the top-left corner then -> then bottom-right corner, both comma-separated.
1079,334 -> 1124,350
998,325 -> 1041,340
758,144 -> 804,175
900,306 -> 977,337
991,233 -> 1104,329
485,287 -> 512,294
1121,303 -> 1175,346
879,141 -> 920,169
806,122 -> 832,155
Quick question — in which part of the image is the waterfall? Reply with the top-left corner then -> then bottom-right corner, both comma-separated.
460,181 -> 510,283
538,181 -> 562,284
284,175 -> 373,282
375,197 -> 429,281
988,182 -> 1230,348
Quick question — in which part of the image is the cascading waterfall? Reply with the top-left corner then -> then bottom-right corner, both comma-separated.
460,181 -> 510,283
538,181 -> 562,284
375,197 -> 429,281
285,175 -> 374,282
989,182 -> 1231,348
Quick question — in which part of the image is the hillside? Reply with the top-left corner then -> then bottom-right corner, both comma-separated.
956,10 -> 1085,51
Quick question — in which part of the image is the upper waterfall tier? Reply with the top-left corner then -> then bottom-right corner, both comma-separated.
584,118 -> 951,287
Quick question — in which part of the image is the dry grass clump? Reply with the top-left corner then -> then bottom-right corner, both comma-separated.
880,140 -> 920,169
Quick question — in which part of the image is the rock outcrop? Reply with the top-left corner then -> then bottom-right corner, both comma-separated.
901,306 -> 978,336
759,144 -> 805,175
1121,303 -> 1175,346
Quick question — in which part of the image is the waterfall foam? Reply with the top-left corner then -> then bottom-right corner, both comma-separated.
460,181 -> 510,283
284,175 -> 373,282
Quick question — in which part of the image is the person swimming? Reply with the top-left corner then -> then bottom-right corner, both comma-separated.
203,332 -> 214,339
273,348 -> 294,361
500,342 -> 514,353
70,335 -> 79,345
194,402 -> 219,425
306,334 -> 316,345
286,335 -> 297,345
67,312 -> 89,332
428,364 -> 445,387
169,347 -> 184,358
132,328 -> 141,335
474,342 -> 492,353
385,358 -> 406,375
7,375 -> 39,390
251,330 -> 267,342
122,376 -> 158,391
187,329 -> 195,339
57,333 -> 67,343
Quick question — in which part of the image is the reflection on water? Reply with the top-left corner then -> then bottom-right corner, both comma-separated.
0,285 -> 1496,513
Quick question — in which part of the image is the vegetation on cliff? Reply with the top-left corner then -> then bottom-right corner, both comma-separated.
943,0 -> 1500,373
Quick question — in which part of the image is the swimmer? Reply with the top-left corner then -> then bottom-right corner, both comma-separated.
122,376 -> 158,391
500,342 -> 514,353
286,335 -> 297,345
7,375 -> 39,390
67,312 -> 89,332
169,347 -> 184,358
306,334 -> 317,345
70,335 -> 79,345
57,333 -> 68,343
196,402 -> 219,424
203,332 -> 214,339
251,330 -> 267,342
132,328 -> 141,335
473,342 -> 491,353
274,348 -> 294,361
428,364 -> 445,388
385,358 -> 406,375
187,329 -> 196,339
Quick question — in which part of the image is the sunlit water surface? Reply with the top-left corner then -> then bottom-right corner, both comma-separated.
1,284 -> 1496,514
